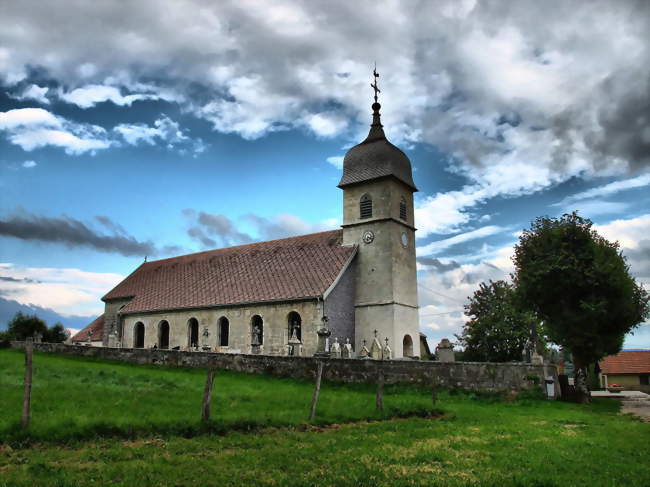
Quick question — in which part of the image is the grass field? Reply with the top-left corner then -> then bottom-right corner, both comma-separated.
1,349 -> 649,486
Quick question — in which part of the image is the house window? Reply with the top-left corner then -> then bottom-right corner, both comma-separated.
360,194 -> 372,219
399,197 -> 407,221
641,375 -> 650,386
218,317 -> 229,347
187,318 -> 199,348
134,322 -> 145,348
251,315 -> 264,345
158,320 -> 170,349
288,311 -> 302,342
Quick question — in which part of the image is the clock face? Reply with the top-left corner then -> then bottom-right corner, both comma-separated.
362,230 -> 375,244
401,231 -> 409,247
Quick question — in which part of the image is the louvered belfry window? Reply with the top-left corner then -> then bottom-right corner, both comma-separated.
360,194 -> 372,219
399,197 -> 407,221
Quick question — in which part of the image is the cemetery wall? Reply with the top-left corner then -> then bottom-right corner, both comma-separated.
10,342 -> 557,394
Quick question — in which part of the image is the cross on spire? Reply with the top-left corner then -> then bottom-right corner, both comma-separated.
371,64 -> 380,103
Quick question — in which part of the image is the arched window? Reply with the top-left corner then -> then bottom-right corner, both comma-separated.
287,311 -> 302,342
251,315 -> 263,345
218,316 -> 229,347
403,334 -> 414,357
134,322 -> 145,348
360,194 -> 372,219
158,320 -> 170,349
399,197 -> 407,221
187,318 -> 199,348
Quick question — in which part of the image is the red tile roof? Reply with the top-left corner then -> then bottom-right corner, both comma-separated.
103,230 -> 356,314
71,314 -> 104,342
599,351 -> 650,375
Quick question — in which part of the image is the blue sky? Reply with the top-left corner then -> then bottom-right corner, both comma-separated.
1,0 -> 649,350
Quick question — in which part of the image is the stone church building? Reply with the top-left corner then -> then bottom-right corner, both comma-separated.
74,90 -> 421,359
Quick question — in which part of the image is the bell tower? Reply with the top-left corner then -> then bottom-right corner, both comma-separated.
338,69 -> 420,358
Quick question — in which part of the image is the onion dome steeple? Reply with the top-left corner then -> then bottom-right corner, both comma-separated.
338,67 -> 417,191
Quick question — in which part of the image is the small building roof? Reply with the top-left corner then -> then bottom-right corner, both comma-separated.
599,351 -> 650,375
103,230 -> 356,314
71,314 -> 104,342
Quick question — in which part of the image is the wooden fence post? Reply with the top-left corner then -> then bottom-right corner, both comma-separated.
201,369 -> 216,422
21,338 -> 34,429
308,361 -> 324,421
376,367 -> 384,411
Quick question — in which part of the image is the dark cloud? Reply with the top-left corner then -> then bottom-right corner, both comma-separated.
184,209 -> 253,249
0,211 -> 177,257
184,209 -> 336,249
0,276 -> 41,284
416,257 -> 461,272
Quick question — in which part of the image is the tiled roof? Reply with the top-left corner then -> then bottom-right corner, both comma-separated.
71,314 -> 104,342
103,230 -> 356,314
599,351 -> 650,375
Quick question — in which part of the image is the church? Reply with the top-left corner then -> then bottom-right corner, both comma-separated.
73,75 -> 422,359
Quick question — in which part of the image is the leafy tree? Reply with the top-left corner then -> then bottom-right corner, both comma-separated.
7,312 -> 47,341
44,323 -> 69,343
5,313 -> 70,343
513,212 -> 650,403
456,280 -> 542,362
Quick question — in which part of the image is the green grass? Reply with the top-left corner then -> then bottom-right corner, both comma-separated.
0,349 -> 434,445
1,349 -> 649,487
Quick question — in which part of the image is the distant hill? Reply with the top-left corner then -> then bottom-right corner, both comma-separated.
0,297 -> 95,331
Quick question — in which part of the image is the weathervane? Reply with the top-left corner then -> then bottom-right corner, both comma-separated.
371,63 -> 380,103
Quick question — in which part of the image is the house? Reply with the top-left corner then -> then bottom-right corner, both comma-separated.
598,350 -> 650,393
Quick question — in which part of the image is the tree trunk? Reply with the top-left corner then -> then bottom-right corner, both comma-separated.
21,339 -> 33,429
573,358 -> 591,404
309,361 -> 323,421
201,369 -> 216,422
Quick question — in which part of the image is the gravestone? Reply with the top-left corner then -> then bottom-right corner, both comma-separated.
436,338 -> 455,362
330,337 -> 341,358
314,327 -> 331,358
342,338 -> 353,358
370,338 -> 382,360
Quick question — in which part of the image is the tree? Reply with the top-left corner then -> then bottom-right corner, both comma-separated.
5,313 -> 70,343
513,212 -> 650,403
44,323 -> 69,343
456,280 -> 542,362
7,312 -> 47,341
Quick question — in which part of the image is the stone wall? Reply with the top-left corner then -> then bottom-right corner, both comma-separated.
11,342 -> 558,395
324,260 -> 356,345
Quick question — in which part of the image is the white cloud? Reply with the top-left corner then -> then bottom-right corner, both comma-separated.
0,108 -> 111,154
12,84 -> 50,104
594,214 -> 650,281
326,156 -> 344,170
418,247 -> 513,347
417,225 -> 507,256
22,160 -> 36,168
0,263 -> 124,316
0,108 -> 60,130
10,128 -> 111,154
557,173 -> 650,206
302,112 -> 348,137
1,1 -> 649,219
58,84 -> 158,108
114,115 -> 206,154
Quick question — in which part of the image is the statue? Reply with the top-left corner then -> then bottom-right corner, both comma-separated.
251,325 -> 262,346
